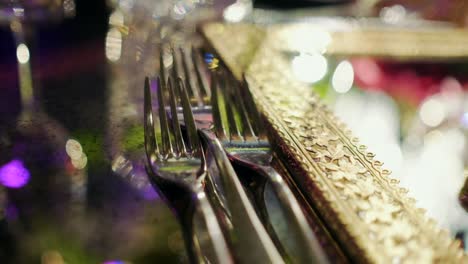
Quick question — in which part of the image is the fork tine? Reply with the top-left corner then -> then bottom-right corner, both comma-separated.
144,77 -> 159,161
191,46 -> 210,100
177,48 -> 192,97
177,77 -> 200,155
240,76 -> 267,139
170,45 -> 183,94
179,47 -> 202,106
170,45 -> 177,80
210,71 -> 228,141
220,70 -> 242,142
156,76 -> 173,158
159,46 -> 166,85
229,76 -> 257,141
168,76 -> 186,157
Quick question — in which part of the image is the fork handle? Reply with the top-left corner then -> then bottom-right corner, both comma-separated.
189,189 -> 234,264
204,136 -> 284,264
257,166 -> 330,264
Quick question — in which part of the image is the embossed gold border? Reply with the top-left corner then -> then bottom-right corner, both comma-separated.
203,23 -> 468,263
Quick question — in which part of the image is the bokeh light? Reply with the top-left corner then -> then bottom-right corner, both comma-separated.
106,28 -> 123,62
16,43 -> 30,64
380,5 -> 406,24
63,0 -> 76,17
419,97 -> 446,127
66,139 -> 83,160
223,2 -> 249,23
71,154 -> 88,170
13,7 -> 24,18
291,53 -> 327,83
332,60 -> 354,93
0,159 -> 30,188
65,139 -> 87,170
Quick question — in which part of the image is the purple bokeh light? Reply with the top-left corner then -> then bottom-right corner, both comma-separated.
103,261 -> 125,264
0,159 -> 30,188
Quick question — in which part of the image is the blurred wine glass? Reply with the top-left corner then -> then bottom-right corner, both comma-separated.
0,0 -> 81,226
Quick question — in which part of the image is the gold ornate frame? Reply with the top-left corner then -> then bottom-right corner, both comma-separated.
203,23 -> 467,263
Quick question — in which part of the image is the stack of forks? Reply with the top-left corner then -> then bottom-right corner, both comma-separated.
144,46 -> 329,264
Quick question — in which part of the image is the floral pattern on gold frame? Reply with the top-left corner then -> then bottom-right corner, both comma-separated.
203,23 -> 468,263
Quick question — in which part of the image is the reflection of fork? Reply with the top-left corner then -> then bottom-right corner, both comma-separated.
210,68 -> 329,264
166,47 -> 284,263
143,77 -> 232,263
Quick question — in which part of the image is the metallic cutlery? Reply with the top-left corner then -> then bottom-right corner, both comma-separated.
210,68 -> 330,264
143,76 -> 232,264
165,46 -> 284,263
156,44 -> 330,263
171,45 -> 329,263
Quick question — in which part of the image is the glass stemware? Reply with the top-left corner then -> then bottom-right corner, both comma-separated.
0,0 -> 82,236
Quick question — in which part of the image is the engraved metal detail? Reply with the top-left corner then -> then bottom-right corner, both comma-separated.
203,23 -> 467,263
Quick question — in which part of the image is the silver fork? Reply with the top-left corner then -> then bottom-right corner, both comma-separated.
168,46 -> 285,263
210,67 -> 330,264
165,46 -> 230,217
175,45 -> 328,263
143,76 -> 232,264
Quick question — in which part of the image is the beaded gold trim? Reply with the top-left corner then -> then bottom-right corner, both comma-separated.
203,23 -> 467,263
